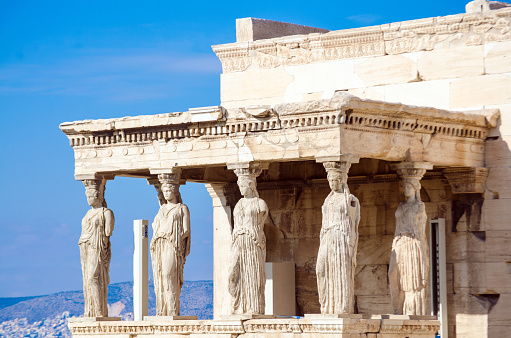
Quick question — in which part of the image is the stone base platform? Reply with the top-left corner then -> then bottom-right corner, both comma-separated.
68,315 -> 440,337
144,316 -> 198,321
68,317 -> 121,322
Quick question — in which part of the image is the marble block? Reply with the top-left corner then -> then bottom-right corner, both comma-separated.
67,317 -> 121,322
143,315 -> 198,320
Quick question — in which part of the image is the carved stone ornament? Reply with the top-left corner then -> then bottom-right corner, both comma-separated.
150,170 -> 191,316
228,165 -> 269,314
317,161 -> 361,314
389,162 -> 432,315
68,315 -> 440,336
443,167 -> 489,194
79,178 -> 115,317
233,167 -> 263,178
213,8 -> 511,73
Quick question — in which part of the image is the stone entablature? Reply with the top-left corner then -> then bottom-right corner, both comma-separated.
68,316 -> 440,337
213,7 -> 511,73
59,92 -> 499,179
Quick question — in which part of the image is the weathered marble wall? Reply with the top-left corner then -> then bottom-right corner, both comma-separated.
261,184 -> 324,315
255,161 -> 473,336
253,162 -> 449,317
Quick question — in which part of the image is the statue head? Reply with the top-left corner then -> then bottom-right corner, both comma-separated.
162,182 -> 181,203
233,167 -> 261,198
323,161 -> 351,193
395,167 -> 426,202
158,173 -> 182,204
237,175 -> 258,198
83,179 -> 106,208
400,178 -> 421,200
327,170 -> 348,193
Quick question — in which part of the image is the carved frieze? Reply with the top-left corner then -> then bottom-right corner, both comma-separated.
213,8 -> 511,73
62,94 -> 496,150
68,317 -> 440,336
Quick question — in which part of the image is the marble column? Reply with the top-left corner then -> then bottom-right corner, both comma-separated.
150,168 -> 191,316
315,158 -> 360,315
206,183 -> 233,319
79,178 -> 114,317
389,162 -> 433,316
226,162 -> 269,315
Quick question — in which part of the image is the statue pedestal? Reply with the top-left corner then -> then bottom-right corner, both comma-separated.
68,315 -> 440,337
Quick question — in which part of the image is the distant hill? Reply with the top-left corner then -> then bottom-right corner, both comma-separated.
0,280 -> 213,323
0,296 -> 41,310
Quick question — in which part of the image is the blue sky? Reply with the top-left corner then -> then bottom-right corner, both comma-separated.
0,0 -> 474,297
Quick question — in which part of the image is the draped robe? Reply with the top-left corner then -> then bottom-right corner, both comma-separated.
389,200 -> 429,315
79,207 -> 113,317
228,197 -> 268,314
316,190 -> 360,314
151,203 -> 190,316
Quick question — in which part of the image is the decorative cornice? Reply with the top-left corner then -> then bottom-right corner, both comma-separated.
60,93 -> 499,150
443,167 -> 489,193
213,8 -> 511,73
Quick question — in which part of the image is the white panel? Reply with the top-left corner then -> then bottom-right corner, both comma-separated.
133,219 -> 149,321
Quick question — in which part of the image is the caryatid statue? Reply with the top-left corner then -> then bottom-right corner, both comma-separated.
228,166 -> 269,314
389,162 -> 431,315
79,178 -> 114,317
150,171 -> 191,316
316,161 -> 360,314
